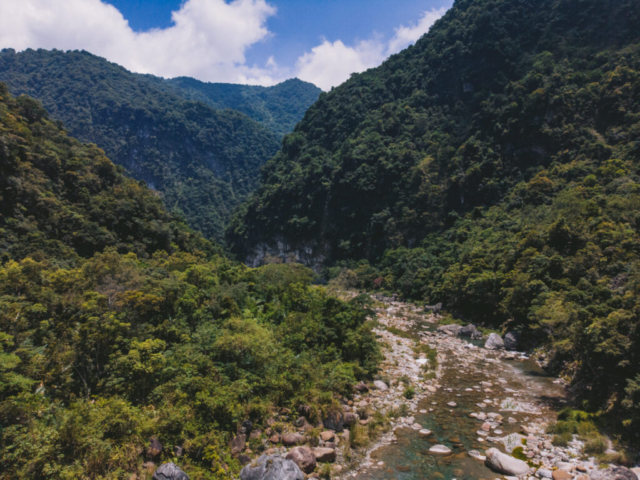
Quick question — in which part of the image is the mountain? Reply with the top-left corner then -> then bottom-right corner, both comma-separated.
229,0 -> 640,432
0,48 -> 283,241
157,77 -> 322,138
0,85 -> 380,479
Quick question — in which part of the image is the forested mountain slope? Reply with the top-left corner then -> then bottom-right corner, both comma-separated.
0,85 -> 380,479
229,0 -> 640,434
160,77 -> 322,138
0,49 -> 283,241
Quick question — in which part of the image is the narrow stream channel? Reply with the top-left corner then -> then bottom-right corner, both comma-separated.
354,313 -> 566,480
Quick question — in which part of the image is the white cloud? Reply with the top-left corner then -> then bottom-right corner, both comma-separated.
0,0 -> 451,90
295,38 -> 386,91
387,5 -> 451,55
294,6 -> 450,91
0,0 -> 280,85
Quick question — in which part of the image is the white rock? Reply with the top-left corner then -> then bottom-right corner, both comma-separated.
429,445 -> 452,454
469,450 -> 486,461
374,380 -> 389,391
485,448 -> 530,476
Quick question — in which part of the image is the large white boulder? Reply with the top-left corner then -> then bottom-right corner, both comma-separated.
485,448 -> 529,476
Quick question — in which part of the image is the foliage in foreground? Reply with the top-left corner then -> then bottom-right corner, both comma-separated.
0,86 -> 380,479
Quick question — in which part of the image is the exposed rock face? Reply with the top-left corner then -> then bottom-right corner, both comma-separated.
240,455 -> 305,480
590,467 -> 639,480
281,433 -> 304,446
313,447 -> 336,463
373,380 -> 388,391
153,463 -> 190,480
285,447 -> 317,474
485,448 -> 529,476
484,333 -> 505,350
504,332 -> 520,351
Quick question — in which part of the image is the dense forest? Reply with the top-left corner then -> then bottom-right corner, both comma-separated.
0,49 -> 317,241
0,84 -> 380,479
159,77 -> 322,139
228,0 -> 640,436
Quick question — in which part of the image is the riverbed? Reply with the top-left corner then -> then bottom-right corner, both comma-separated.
337,298 -> 596,480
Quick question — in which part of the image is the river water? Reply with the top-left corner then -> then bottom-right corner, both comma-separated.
354,314 -> 566,480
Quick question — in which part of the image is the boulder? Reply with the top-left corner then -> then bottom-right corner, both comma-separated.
344,412 -> 359,426
437,324 -> 463,336
153,463 -> 190,480
459,324 -> 483,339
553,471 -> 572,480
504,332 -> 520,351
323,411 -> 344,432
240,420 -> 253,435
230,434 -> 247,456
429,445 -> 452,454
313,447 -> 336,463
485,448 -> 529,476
320,431 -> 335,442
468,450 -> 486,462
373,380 -> 388,391
240,455 -> 305,480
281,433 -> 304,446
354,382 -> 369,392
590,467 -> 638,480
285,447 -> 317,474
485,333 -> 505,350
147,437 -> 163,460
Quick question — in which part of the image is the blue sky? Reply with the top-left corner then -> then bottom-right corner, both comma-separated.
1,0 -> 452,90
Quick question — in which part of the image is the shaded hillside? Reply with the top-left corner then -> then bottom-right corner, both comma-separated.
0,48 -> 282,240
228,0 -> 640,434
160,77 -> 322,138
0,86 -> 380,479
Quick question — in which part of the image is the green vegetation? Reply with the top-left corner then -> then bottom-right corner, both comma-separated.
0,48 -> 284,241
0,86 -> 381,479
160,77 -> 322,138
229,0 -> 640,437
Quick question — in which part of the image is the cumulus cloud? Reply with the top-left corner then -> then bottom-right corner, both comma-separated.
387,5 -> 451,55
295,38 -> 386,91
0,0 -> 451,89
0,0 -> 280,84
295,6 -> 450,90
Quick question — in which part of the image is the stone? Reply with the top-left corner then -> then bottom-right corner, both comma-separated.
240,420 -> 253,435
590,467 -> 638,480
448,401 -> 457,407
230,434 -> 247,456
504,332 -> 520,351
173,446 -> 183,457
238,455 -> 252,466
313,447 -> 336,463
239,454 -> 305,480
285,447 -> 317,474
485,448 -> 529,476
438,324 -> 463,336
631,469 -> 640,480
355,382 -> 369,392
250,430 -> 262,441
419,429 -> 432,437
281,433 -> 304,446
459,324 -> 483,339
502,433 -> 526,453
153,463 -> 190,480
537,470 -> 553,479
485,333 -> 505,350
344,412 -> 359,426
269,434 -> 280,444
429,445 -> 452,454
374,380 -> 389,391
147,437 -> 163,460
469,450 -> 486,461
553,471 -> 572,480
320,431 -> 335,442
